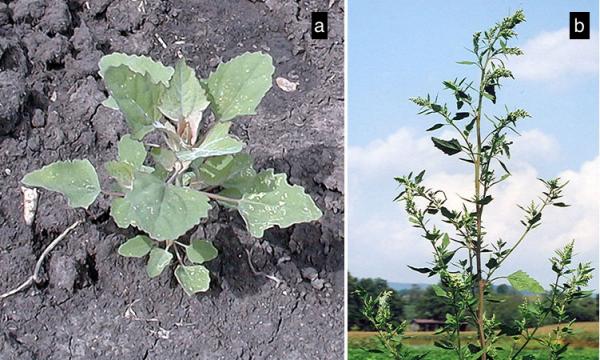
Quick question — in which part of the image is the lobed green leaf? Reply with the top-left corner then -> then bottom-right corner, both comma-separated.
21,159 -> 100,209
235,170 -> 322,238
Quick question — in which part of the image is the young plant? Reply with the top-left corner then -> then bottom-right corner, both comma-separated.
392,10 -> 593,359
357,289 -> 427,360
20,52 -> 322,296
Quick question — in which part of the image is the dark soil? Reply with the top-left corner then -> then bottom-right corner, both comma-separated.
0,1 -> 344,359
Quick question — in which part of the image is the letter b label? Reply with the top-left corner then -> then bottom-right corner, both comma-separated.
570,12 -> 590,39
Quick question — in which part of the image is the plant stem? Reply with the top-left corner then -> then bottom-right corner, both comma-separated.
200,191 -> 240,204
486,200 -> 550,281
474,52 -> 488,360
102,190 -> 125,197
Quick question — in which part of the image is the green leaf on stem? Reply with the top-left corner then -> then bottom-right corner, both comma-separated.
176,122 -> 244,161
431,137 -> 462,156
431,284 -> 448,297
111,172 -> 212,241
103,65 -> 165,139
150,148 -> 177,171
186,239 -> 218,264
118,135 -> 146,169
105,161 -> 135,189
235,170 -> 322,238
508,270 -> 544,294
99,53 -> 174,86
118,235 -> 153,257
174,264 -> 210,295
159,58 -> 209,122
21,159 -> 100,209
205,52 -> 274,121
146,248 -> 172,278
426,123 -> 444,131
196,153 -> 255,188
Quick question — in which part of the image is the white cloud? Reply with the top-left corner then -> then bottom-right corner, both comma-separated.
509,28 -> 598,81
348,127 -> 598,287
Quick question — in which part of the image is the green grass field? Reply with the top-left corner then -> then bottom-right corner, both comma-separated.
348,322 -> 599,359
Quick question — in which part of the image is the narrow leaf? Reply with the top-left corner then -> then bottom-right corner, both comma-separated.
22,160 -> 100,209
477,195 -> 493,205
426,123 -> 444,131
407,265 -> 432,274
452,112 -> 470,120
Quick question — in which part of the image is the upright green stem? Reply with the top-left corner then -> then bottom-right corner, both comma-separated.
474,58 -> 487,360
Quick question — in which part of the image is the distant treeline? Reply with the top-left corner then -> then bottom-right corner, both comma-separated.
348,273 -> 599,331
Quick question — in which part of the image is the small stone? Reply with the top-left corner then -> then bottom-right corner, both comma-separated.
301,267 -> 318,281
49,255 -> 78,291
311,278 -> 325,290
276,77 -> 298,92
31,109 -> 46,127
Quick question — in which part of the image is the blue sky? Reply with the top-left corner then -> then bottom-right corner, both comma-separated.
348,1 -> 599,286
